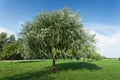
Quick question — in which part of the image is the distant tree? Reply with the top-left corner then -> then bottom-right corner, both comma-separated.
119,57 -> 120,61
8,34 -> 16,43
20,8 -> 96,69
0,32 -> 7,53
17,37 -> 30,60
88,51 -> 101,60
0,42 -> 22,60
0,34 -> 23,60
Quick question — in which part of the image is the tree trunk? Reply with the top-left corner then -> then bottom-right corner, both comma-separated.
52,57 -> 56,71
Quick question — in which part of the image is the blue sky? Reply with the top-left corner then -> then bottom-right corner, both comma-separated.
0,0 -> 120,58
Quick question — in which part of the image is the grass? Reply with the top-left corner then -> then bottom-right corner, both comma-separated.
0,59 -> 120,80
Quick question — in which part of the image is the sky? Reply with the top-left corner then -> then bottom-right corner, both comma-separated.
0,0 -> 120,58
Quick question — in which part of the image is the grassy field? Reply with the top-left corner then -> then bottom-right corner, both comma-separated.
0,59 -> 120,80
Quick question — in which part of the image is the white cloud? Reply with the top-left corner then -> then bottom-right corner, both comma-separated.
0,27 -> 16,37
85,23 -> 120,58
18,21 -> 24,25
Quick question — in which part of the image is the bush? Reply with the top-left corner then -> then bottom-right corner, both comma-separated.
119,57 -> 120,61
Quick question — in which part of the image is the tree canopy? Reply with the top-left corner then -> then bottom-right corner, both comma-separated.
20,8 -> 97,68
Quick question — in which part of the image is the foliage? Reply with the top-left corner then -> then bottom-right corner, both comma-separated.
119,57 -> 120,61
0,33 -> 23,60
88,51 -> 101,60
0,32 -> 7,52
20,8 -> 97,67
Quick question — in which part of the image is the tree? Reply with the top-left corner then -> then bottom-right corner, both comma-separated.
0,42 -> 23,60
0,32 -> 7,53
87,51 -> 101,61
0,34 -> 23,60
8,34 -> 16,43
20,8 -> 96,69
119,57 -> 120,61
17,37 -> 30,60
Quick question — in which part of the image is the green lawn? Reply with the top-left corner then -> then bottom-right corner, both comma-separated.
0,59 -> 120,80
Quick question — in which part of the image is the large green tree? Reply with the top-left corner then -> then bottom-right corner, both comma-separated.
20,8 -> 96,69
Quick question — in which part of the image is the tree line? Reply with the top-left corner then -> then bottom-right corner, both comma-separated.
0,33 -> 23,60
0,8 -> 102,64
